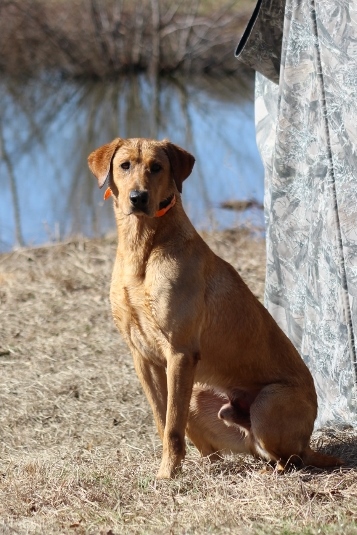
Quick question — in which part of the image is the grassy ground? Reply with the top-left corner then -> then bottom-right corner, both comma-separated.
0,229 -> 357,534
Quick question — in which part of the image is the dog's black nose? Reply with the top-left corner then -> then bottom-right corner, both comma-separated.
129,190 -> 149,210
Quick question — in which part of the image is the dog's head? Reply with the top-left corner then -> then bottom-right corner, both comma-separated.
88,138 -> 195,218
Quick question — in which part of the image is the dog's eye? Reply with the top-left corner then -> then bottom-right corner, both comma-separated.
121,162 -> 130,170
151,163 -> 162,173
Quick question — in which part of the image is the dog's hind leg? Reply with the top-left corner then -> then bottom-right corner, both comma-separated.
248,384 -> 341,468
187,384 -> 251,458
247,384 -> 315,465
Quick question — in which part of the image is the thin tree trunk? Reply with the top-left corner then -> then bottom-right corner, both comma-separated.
150,0 -> 160,76
0,122 -> 24,248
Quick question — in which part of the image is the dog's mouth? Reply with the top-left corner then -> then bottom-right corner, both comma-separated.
128,206 -> 150,217
125,193 -> 176,218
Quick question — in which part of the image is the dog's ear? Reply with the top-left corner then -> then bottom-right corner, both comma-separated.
162,141 -> 195,193
88,138 -> 124,188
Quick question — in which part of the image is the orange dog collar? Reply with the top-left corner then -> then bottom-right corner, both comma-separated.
155,194 -> 176,217
104,187 -> 112,200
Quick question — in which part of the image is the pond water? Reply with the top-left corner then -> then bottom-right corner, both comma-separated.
0,73 -> 264,252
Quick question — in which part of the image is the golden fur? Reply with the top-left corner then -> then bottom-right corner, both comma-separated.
88,137 -> 342,479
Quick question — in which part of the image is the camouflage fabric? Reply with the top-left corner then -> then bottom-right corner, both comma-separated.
235,0 -> 284,84
237,0 -> 357,427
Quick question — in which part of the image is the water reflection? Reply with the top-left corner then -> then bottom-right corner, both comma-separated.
0,74 -> 264,251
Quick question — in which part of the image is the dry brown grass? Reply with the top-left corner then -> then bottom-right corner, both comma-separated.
0,230 -> 357,535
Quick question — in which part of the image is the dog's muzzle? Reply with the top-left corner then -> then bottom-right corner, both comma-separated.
129,190 -> 149,212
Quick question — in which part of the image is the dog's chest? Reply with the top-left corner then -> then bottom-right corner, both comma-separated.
111,275 -> 168,364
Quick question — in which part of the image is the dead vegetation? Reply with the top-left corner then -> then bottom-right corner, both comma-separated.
0,230 -> 357,534
0,0 -> 254,78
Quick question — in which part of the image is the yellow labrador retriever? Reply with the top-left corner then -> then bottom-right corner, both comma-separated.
88,137 -> 342,479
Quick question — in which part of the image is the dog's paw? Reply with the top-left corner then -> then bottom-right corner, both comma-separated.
156,458 -> 182,479
156,468 -> 173,480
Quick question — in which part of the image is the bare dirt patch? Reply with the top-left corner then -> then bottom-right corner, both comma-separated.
0,230 -> 356,534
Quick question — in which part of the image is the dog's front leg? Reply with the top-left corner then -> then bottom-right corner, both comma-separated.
131,350 -> 168,441
156,350 -> 198,479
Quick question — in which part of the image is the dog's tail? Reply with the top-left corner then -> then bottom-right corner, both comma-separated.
302,446 -> 343,468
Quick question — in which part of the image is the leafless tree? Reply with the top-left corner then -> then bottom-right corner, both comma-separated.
0,0 -> 251,78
